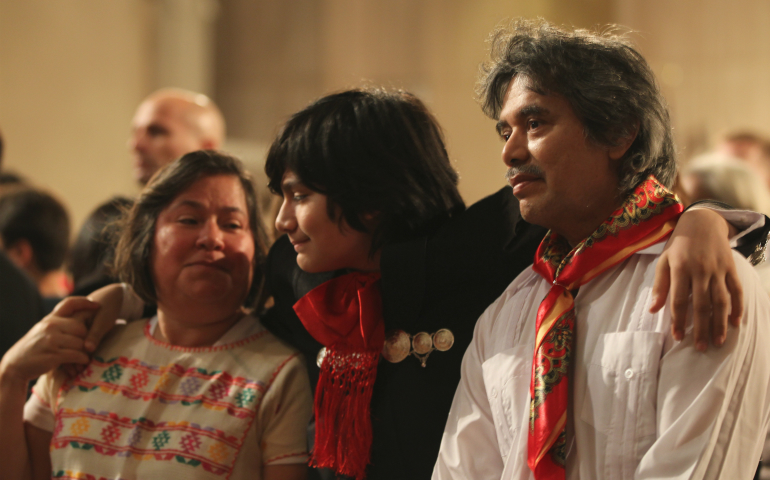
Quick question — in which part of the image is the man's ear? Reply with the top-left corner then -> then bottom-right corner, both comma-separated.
5,239 -> 34,269
608,124 -> 639,161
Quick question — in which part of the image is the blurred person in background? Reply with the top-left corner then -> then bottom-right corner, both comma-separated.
68,196 -> 133,296
0,171 -> 27,189
683,153 -> 770,480
717,130 -> 770,191
129,88 -> 226,185
0,129 -> 43,358
0,188 -> 71,312
681,152 -> 770,216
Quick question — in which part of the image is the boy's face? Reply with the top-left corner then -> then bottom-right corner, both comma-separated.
275,170 -> 379,273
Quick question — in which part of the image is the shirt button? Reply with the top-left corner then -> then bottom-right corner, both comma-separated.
624,368 -> 634,379
491,388 -> 498,398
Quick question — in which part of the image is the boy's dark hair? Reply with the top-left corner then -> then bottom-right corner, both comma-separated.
0,188 -> 70,272
113,150 -> 268,308
265,88 -> 465,255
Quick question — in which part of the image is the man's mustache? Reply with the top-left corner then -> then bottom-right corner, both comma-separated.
505,164 -> 545,181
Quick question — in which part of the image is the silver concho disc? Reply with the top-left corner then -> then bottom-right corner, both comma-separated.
316,347 -> 328,368
432,329 -> 455,352
412,331 -> 433,355
382,330 -> 410,363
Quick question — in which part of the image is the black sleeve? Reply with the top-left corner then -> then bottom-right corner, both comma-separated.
260,234 -> 335,389
0,251 -> 44,358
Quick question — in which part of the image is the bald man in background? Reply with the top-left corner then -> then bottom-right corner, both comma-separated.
128,88 -> 225,184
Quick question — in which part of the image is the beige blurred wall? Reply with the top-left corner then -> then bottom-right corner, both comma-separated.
412,0 -> 614,204
617,0 -> 770,159
0,0 -> 154,232
214,0 -> 614,205
2,0 -> 770,236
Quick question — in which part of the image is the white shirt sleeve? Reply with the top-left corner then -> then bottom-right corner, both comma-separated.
23,370 -> 68,433
23,390 -> 55,432
635,252 -> 770,480
432,302 -> 507,480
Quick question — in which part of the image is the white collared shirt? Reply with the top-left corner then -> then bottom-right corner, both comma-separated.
433,244 -> 770,480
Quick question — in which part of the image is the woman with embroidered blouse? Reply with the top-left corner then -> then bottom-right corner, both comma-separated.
0,151 -> 312,480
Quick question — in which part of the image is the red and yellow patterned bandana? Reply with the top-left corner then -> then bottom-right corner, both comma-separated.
528,175 -> 682,479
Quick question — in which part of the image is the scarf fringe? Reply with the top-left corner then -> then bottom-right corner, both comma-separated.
311,347 -> 380,480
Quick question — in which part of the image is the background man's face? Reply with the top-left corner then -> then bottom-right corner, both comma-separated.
129,98 -> 204,185
497,76 -> 620,245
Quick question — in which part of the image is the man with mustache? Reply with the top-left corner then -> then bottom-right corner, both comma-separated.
433,19 -> 770,480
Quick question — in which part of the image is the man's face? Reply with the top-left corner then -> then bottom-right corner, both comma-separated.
497,76 -> 621,245
129,98 -> 205,184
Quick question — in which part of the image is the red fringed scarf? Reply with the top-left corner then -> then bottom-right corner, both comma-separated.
527,176 -> 682,479
293,271 -> 384,480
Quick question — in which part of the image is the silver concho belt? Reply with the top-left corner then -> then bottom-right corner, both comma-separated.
382,329 -> 455,367
316,329 -> 455,368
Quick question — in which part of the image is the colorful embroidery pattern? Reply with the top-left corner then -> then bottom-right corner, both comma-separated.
234,388 -> 256,409
46,321 -> 290,479
52,360 -> 265,476
67,357 -> 266,418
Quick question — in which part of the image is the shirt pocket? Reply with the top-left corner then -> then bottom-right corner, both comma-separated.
581,331 -> 664,468
482,344 -> 532,460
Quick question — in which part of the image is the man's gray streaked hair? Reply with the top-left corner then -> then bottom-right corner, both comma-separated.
477,18 -> 676,195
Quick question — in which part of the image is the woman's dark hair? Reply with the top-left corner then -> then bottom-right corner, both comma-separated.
265,88 -> 465,254
113,150 -> 268,309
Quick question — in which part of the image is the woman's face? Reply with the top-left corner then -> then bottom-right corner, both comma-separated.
275,170 -> 378,273
152,174 -> 255,309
